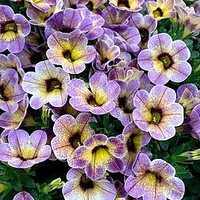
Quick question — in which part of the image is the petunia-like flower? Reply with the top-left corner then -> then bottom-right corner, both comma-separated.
78,0 -> 106,9
68,134 -> 126,180
22,60 -> 70,109
46,30 -> 96,74
0,129 -> 51,168
119,122 -> 151,176
133,85 -> 184,140
109,0 -> 144,12
13,191 -> 34,200
62,169 -> 117,200
26,0 -> 56,12
128,13 -> 157,49
110,80 -> 140,126
177,83 -> 200,114
0,68 -> 25,113
138,33 -> 192,84
67,72 -> 120,115
147,0 -> 176,20
0,94 -> 29,131
0,5 -> 31,53
26,0 -> 63,26
175,5 -> 200,38
125,153 -> 185,200
51,113 -> 96,162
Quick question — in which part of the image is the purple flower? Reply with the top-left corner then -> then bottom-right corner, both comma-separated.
46,30 -> 96,74
133,85 -> 184,140
51,113 -> 96,161
177,83 -> 200,114
0,69 -> 25,113
119,122 -> 151,176
26,0 -> 56,12
22,60 -> 70,109
0,129 -> 51,168
67,72 -> 121,115
128,13 -> 157,49
62,169 -> 117,200
110,80 -> 140,126
0,5 -> 31,53
125,153 -> 185,200
68,134 -> 126,180
138,33 -> 192,84
13,191 -> 34,200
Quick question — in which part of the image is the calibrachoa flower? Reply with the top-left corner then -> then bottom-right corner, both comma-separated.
119,122 -> 151,176
67,72 -> 121,115
51,113 -> 96,161
46,30 -> 96,74
0,68 -> 25,113
0,5 -> 31,53
68,134 -> 126,180
13,191 -> 34,200
147,0 -> 176,20
138,33 -> 192,84
26,0 -> 56,12
0,129 -> 51,168
128,13 -> 157,49
22,60 -> 70,109
133,85 -> 184,140
125,153 -> 185,200
109,0 -> 144,12
62,169 -> 117,200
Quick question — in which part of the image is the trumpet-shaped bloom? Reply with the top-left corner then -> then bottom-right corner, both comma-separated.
51,113 -> 96,162
119,122 -> 151,176
0,129 -> 51,168
138,33 -> 192,84
26,0 -> 56,12
68,134 -> 126,180
128,13 -> 157,48
109,0 -> 144,12
46,30 -> 96,74
0,68 -> 25,113
67,72 -> 120,115
133,85 -> 184,140
0,5 -> 31,53
13,191 -> 34,200
22,60 -> 70,109
125,153 -> 185,200
147,0 -> 176,20
62,169 -> 117,200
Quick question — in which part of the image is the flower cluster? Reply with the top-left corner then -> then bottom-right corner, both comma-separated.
0,0 -> 200,200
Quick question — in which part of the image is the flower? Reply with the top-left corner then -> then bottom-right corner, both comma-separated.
0,129 -> 51,168
138,33 -> 192,84
128,13 -> 157,49
109,0 -> 144,12
67,72 -> 121,115
0,68 -> 25,113
147,0 -> 176,20
26,0 -> 56,12
119,122 -> 151,176
0,5 -> 31,53
68,134 -> 126,180
13,191 -> 34,200
22,60 -> 70,109
46,30 -> 96,74
62,169 -> 117,200
125,153 -> 185,200
51,113 -> 96,161
133,85 -> 184,140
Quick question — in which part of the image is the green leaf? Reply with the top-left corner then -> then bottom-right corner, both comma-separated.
11,178 -> 23,191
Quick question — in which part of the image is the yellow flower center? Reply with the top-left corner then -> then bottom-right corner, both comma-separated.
158,53 -> 173,69
80,174 -> 94,190
69,133 -> 82,149
150,108 -> 162,124
117,0 -> 130,8
153,7 -> 163,18
63,50 -> 75,62
45,78 -> 62,92
21,144 -> 36,160
4,22 -> 17,32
